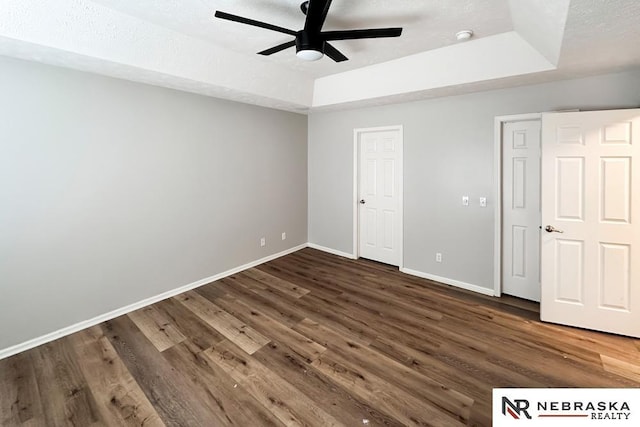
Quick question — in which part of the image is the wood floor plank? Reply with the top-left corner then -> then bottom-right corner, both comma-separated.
154,297 -> 226,352
127,305 -> 187,352
312,350 -> 465,427
371,336 -> 487,396
30,339 -> 102,427
279,254 -> 452,323
202,340 -> 344,427
103,315 -> 224,426
175,291 -> 270,354
293,293 -> 378,344
295,318 -> 474,423
601,354 -> 640,383
369,335 -> 493,427
206,276 -> 307,327
302,290 -> 446,352
241,268 -> 310,298
487,314 -> 639,365
0,352 -> 43,426
162,341 -> 286,427
69,326 -> 165,426
252,340 -> 404,427
221,274 -> 314,320
433,339 -> 548,389
213,294 -> 326,363
483,333 -> 634,387
257,261 -> 347,300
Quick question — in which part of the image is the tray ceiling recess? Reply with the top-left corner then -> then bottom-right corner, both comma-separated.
1,0 -> 639,112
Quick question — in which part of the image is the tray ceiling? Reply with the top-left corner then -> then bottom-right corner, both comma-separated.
0,0 -> 638,112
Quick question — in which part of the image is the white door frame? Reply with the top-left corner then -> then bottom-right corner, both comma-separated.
353,125 -> 404,268
493,113 -> 542,297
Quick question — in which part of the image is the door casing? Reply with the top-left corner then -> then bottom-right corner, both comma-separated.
353,125 -> 403,268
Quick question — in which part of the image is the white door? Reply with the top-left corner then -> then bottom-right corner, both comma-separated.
502,120 -> 542,301
358,128 -> 402,266
541,109 -> 640,338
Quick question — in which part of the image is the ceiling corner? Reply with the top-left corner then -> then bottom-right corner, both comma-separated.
508,0 -> 571,66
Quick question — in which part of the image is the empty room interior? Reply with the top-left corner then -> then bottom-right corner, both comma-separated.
1,0 -> 640,425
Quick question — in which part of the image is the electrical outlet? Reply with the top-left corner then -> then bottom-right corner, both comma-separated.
281,232 -> 286,240
260,237 -> 266,247
436,252 -> 442,263
479,197 -> 487,207
462,196 -> 469,206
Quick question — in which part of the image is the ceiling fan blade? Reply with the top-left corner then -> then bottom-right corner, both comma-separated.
258,40 -> 296,56
215,11 -> 297,36
304,0 -> 333,33
322,28 -> 403,41
324,42 -> 348,62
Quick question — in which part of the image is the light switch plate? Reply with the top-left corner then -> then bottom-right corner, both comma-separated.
462,196 -> 469,206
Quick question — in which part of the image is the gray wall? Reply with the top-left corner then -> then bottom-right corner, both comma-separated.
0,56 -> 307,351
309,69 -> 640,291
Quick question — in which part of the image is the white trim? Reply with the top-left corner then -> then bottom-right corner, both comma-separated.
307,243 -> 357,259
398,127 -> 404,270
493,113 -> 542,297
401,267 -> 495,297
353,125 -> 404,268
0,243 -> 307,361
352,129 -> 359,259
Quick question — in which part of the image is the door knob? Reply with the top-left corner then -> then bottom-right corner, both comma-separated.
545,225 -> 564,233
359,199 -> 366,204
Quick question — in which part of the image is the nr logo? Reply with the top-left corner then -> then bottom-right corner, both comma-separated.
502,397 -> 532,420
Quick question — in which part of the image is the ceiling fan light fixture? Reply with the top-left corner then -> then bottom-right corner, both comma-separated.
295,30 -> 324,61
296,49 -> 324,61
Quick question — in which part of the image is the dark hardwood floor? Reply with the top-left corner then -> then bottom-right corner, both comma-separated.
1,248 -> 639,426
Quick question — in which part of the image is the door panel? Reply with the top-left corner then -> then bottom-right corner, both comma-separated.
383,160 -> 394,197
600,157 -> 631,223
358,129 -> 401,266
512,157 -> 527,208
599,242 -> 630,310
511,225 -> 526,278
502,120 -> 541,301
365,208 -> 376,247
554,238 -> 584,303
555,157 -> 584,220
383,210 -> 394,249
365,160 -> 376,196
541,109 -> 640,338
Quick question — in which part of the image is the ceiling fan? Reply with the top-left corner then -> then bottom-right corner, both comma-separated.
214,0 -> 403,62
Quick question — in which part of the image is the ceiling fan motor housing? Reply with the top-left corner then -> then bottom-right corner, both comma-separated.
295,31 -> 325,54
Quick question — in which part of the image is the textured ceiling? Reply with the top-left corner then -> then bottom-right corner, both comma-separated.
0,0 -> 639,112
560,0 -> 640,72
90,0 -> 513,78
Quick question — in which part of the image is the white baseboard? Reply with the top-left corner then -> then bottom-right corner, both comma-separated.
307,242 -> 356,259
400,267 -> 495,297
0,243 -> 307,361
